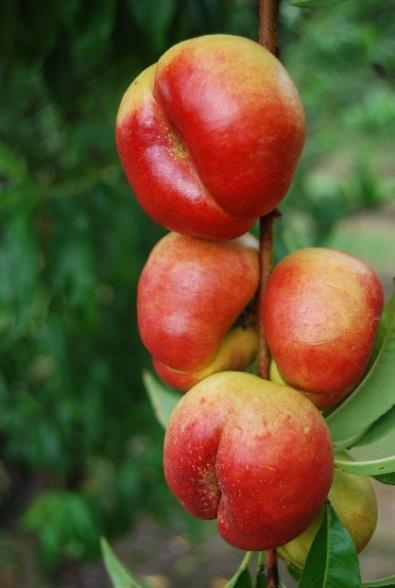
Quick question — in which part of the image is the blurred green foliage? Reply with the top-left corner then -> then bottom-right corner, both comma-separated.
0,0 -> 394,572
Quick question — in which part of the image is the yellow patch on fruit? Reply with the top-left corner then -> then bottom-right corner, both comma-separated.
117,64 -> 156,124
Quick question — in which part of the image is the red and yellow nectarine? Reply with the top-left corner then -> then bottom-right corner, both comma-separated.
263,248 -> 384,409
164,372 -> 334,550
138,232 -> 259,390
279,464 -> 377,566
116,34 -> 305,239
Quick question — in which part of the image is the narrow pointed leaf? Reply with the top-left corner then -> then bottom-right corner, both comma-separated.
287,562 -> 302,581
327,294 -> 395,446
335,454 -> 395,476
142,370 -> 180,429
362,575 -> 395,587
226,568 -> 253,588
101,538 -> 141,588
373,472 -> 395,485
255,570 -> 267,587
290,0 -> 349,7
298,504 -> 361,588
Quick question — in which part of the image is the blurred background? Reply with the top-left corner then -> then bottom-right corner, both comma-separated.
0,0 -> 394,586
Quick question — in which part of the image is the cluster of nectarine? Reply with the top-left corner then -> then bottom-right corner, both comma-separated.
117,35 -> 382,557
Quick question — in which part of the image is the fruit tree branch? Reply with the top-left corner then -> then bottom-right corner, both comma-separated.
258,1 -> 280,587
259,0 -> 280,56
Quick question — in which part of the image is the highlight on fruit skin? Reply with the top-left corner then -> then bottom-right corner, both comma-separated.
137,232 -> 259,391
163,371 -> 334,551
279,465 -> 378,567
263,247 -> 384,409
116,34 -> 305,240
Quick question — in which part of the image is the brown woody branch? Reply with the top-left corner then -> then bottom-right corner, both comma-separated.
257,1 -> 281,587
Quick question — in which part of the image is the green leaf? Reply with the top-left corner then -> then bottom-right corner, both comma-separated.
327,293 -> 395,447
287,562 -> 302,581
0,140 -> 27,180
362,575 -> 395,587
298,504 -> 361,588
354,406 -> 395,448
255,570 -> 267,588
335,454 -> 395,476
227,569 -> 253,588
101,538 -> 141,588
373,472 -> 395,485
142,371 -> 180,429
290,0 -> 349,7
226,553 -> 253,588
128,0 -> 177,53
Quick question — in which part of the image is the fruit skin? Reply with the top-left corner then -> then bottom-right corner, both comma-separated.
137,233 -> 259,390
279,466 -> 377,567
163,371 -> 334,550
116,34 -> 305,240
263,248 -> 384,409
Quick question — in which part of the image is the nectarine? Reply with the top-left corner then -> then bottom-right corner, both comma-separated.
138,233 -> 259,390
116,35 -> 305,239
263,248 -> 384,409
279,465 -> 377,566
164,372 -> 334,550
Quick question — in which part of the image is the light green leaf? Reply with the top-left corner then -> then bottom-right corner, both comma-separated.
362,575 -> 395,587
335,454 -> 395,476
101,538 -> 141,588
142,370 -> 180,429
298,504 -> 360,588
354,406 -> 395,448
327,293 -> 395,447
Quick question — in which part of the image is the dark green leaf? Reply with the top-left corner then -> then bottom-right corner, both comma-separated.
373,472 -> 395,485
142,371 -> 180,429
0,140 -> 27,180
227,569 -> 253,588
101,538 -> 141,588
298,504 -> 361,588
290,0 -> 349,7
287,562 -> 302,581
255,570 -> 267,588
128,0 -> 177,53
327,293 -> 395,447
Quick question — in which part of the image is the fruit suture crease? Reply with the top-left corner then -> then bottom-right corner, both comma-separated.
116,35 -> 382,554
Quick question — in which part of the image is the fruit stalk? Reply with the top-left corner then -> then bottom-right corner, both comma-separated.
258,1 -> 280,586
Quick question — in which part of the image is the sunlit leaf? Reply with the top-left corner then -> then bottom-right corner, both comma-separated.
335,454 -> 395,477
354,406 -> 395,448
298,504 -> 360,588
101,538 -> 141,588
327,293 -> 395,447
142,371 -> 180,429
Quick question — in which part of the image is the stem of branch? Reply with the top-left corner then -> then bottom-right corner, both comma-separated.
258,1 -> 281,587
257,213 -> 276,379
258,0 -> 280,56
